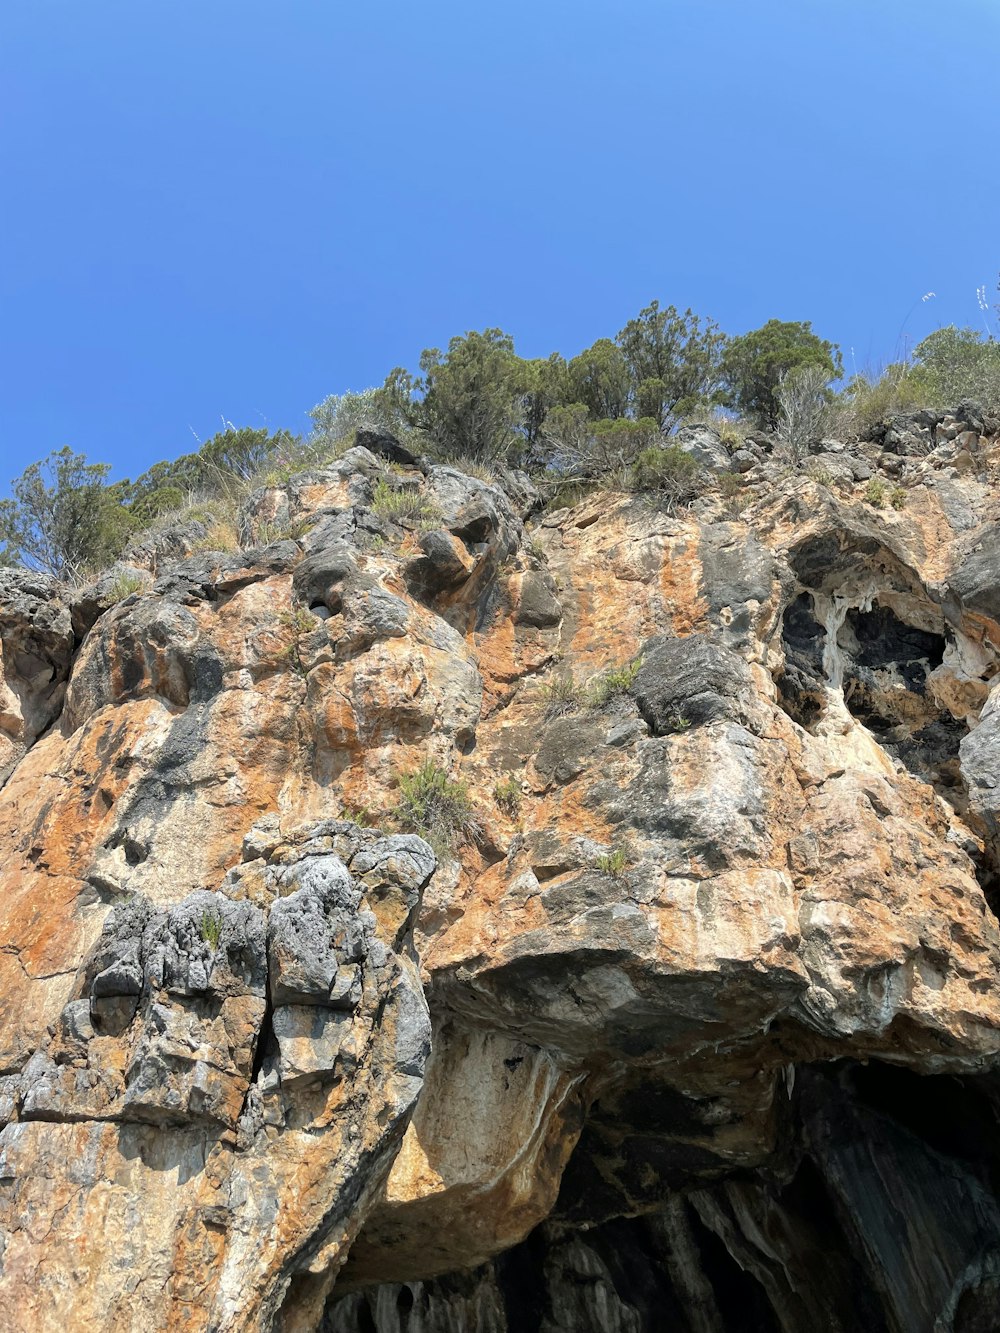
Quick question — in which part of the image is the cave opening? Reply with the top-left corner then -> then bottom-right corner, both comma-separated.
683,1201 -> 782,1333
838,604 -> 965,798
776,591 -> 971,805
776,593 -> 827,728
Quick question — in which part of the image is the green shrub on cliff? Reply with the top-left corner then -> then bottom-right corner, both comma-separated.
394,760 -> 482,851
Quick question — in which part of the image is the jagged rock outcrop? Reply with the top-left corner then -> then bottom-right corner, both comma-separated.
5,425 -> 1000,1330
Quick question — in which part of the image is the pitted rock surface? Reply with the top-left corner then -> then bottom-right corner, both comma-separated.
6,437 -> 1000,1329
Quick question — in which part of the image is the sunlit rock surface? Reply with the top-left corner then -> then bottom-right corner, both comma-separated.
4,423 -> 1000,1329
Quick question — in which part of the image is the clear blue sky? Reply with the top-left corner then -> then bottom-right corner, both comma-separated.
2,0 -> 998,485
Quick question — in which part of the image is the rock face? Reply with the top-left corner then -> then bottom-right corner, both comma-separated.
5,430 -> 1000,1329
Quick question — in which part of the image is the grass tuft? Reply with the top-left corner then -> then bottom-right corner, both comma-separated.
588,657 -> 642,708
371,480 -> 442,529
394,760 -> 482,853
493,773 -> 523,818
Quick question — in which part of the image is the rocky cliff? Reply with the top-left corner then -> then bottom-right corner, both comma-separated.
4,411 -> 1000,1331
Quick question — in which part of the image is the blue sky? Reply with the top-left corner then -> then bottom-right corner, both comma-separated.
1,0 -> 998,485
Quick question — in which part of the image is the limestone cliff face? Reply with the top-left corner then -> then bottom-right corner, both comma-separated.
4,416 -> 1000,1330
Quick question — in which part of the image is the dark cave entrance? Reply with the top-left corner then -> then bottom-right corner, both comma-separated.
776,592 -> 968,804
776,593 -> 827,728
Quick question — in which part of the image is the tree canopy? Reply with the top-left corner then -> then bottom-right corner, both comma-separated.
720,319 -> 842,428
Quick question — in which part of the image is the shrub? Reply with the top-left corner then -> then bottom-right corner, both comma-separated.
493,774 -> 523,818
394,760 -> 482,851
777,365 -> 834,458
589,657 -> 642,707
840,362 -> 935,440
865,477 -> 888,509
249,514 -> 315,546
805,461 -> 834,486
716,470 -> 748,518
632,445 -> 703,508
309,387 -> 409,456
542,411 -> 661,483
191,519 -> 241,554
108,570 -> 149,604
889,485 -> 907,510
911,325 -> 1000,411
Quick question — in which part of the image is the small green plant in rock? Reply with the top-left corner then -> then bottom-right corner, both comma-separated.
108,569 -> 148,604
865,477 -> 888,509
200,909 -> 223,949
540,673 -> 585,720
889,485 -> 907,510
277,606 -> 318,676
806,462 -> 834,487
343,802 -> 376,828
394,760 -> 482,852
280,606 -> 317,636
596,847 -> 629,878
663,711 -> 691,733
588,657 -> 642,708
371,479 -> 442,529
493,773 -> 523,818
252,514 -> 316,546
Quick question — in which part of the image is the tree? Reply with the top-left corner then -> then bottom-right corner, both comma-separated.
720,320 -> 842,429
616,301 -> 725,429
566,339 -> 631,421
521,353 -> 570,463
383,329 -> 531,462
911,326 -> 1000,410
0,447 -> 129,580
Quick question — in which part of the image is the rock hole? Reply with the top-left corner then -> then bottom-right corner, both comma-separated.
776,593 -> 827,728
776,592 -> 974,808
839,604 -> 965,800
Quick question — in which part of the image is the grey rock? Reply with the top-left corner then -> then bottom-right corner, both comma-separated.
729,448 -> 757,474
0,568 -> 74,781
534,716 -> 604,787
673,425 -> 731,472
632,634 -> 756,734
293,542 -> 361,614
947,523 -> 1000,623
69,563 -> 152,637
405,530 -> 474,599
272,1004 -> 355,1083
124,518 -> 211,572
514,570 -> 562,628
354,428 -> 428,474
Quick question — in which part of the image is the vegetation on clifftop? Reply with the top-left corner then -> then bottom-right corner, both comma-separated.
3,286 -> 1000,580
